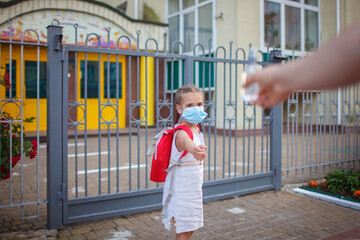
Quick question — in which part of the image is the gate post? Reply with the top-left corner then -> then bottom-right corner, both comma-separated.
269,50 -> 285,191
46,23 -> 64,229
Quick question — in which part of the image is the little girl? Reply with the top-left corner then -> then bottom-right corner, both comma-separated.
162,85 -> 208,240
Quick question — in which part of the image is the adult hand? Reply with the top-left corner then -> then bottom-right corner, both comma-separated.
243,64 -> 292,108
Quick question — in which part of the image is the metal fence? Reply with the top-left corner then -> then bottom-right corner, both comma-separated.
282,88 -> 360,183
0,21 -> 47,227
0,20 -> 359,231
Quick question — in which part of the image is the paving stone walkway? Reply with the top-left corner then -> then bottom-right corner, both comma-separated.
1,185 -> 359,240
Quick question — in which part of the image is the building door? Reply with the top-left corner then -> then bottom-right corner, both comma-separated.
77,53 -> 126,130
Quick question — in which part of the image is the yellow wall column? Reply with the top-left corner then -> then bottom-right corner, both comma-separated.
140,56 -> 155,126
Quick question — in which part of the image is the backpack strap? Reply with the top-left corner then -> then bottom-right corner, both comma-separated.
162,125 -> 195,220
172,124 -> 194,159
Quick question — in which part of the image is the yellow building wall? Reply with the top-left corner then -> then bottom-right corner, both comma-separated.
0,44 -> 47,132
140,56 -> 155,126
0,46 -> 128,132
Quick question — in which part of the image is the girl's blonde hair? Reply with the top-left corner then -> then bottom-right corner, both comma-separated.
174,85 -> 204,132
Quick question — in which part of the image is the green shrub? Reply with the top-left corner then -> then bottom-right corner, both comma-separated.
325,169 -> 360,195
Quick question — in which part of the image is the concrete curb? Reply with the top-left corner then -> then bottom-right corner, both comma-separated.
293,187 -> 360,211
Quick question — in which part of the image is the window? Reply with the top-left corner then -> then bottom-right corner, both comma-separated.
25,61 -> 47,98
167,0 -> 214,53
5,60 -> 16,98
80,61 -> 122,99
166,56 -> 215,91
166,0 -> 215,91
262,0 -> 319,54
104,62 -> 122,99
80,61 -> 99,99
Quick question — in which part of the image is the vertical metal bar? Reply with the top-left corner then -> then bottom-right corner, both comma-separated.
271,103 -> 283,190
309,92 -> 313,175
329,91 -> 333,170
9,21 -> 13,99
287,96 -> 290,178
315,91 -> 319,175
46,24 -> 63,229
242,102 -> 246,176
20,32 -> 25,217
234,60 -> 238,177
301,92 -> 305,176
253,106 -> 256,174
106,29 -> 112,194
321,91 -> 325,173
354,85 -> 358,164
247,114 -> 251,175
128,53 -> 132,191
73,24 -> 79,198
222,61 -> 226,178
116,54 -> 120,193
36,41 -> 41,218
98,54 -> 102,195
213,59 -> 217,180
228,48 -> 232,178
145,55 -> 148,189
261,110 -> 265,174
136,44 -> 140,191
84,53 -> 88,196
266,115 -> 270,172
335,90 -> 339,169
295,92 -> 299,177
228,43 -> 232,178
341,88 -> 344,169
356,84 -> 360,165
106,55 -> 111,194
8,21 -> 14,206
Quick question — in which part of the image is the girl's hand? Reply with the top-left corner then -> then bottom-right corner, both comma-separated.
175,130 -> 207,161
190,145 -> 207,161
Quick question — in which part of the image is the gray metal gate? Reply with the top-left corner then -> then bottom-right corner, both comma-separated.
2,21 -> 358,231
46,23 -> 282,228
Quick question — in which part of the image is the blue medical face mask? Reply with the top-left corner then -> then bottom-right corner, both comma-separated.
181,106 -> 208,124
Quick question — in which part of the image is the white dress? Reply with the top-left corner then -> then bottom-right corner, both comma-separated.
162,130 -> 204,234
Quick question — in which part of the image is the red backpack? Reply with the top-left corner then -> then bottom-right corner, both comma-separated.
148,125 -> 193,182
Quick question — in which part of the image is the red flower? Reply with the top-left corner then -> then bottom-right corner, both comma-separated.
313,181 -> 318,186
1,118 -> 9,127
12,155 -> 21,166
308,181 -> 313,186
32,140 -> 37,151
12,134 -> 16,139
6,85 -> 10,89
29,150 -> 37,159
321,182 -> 326,187
354,191 -> 360,197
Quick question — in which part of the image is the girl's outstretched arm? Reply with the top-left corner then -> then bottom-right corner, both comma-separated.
175,130 -> 207,161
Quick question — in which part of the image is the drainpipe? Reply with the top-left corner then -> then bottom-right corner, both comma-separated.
134,0 -> 138,19
337,0 -> 342,125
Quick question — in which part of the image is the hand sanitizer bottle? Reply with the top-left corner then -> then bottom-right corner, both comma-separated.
243,49 -> 259,102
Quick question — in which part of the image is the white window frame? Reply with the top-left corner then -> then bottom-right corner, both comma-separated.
166,0 -> 216,55
260,0 -> 321,56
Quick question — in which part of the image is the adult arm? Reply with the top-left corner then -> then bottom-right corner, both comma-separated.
244,20 -> 360,108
